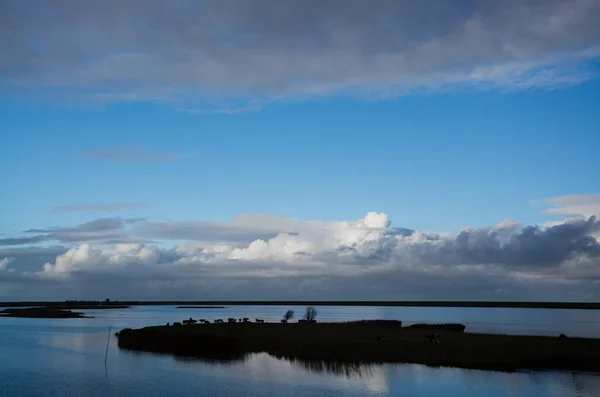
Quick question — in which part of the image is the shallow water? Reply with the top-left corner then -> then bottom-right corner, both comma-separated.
1,305 -> 599,396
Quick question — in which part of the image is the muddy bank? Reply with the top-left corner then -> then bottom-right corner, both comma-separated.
116,320 -> 600,372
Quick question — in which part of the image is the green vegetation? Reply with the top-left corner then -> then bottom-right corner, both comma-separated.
116,320 -> 600,372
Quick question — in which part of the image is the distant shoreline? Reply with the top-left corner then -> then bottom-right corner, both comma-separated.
0,307 -> 89,319
1,301 -> 599,310
176,306 -> 226,309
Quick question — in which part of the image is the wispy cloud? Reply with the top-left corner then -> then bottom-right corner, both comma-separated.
51,202 -> 145,213
0,257 -> 15,271
1,0 -> 599,110
84,146 -> 186,163
0,217 -> 146,246
536,194 -> 600,218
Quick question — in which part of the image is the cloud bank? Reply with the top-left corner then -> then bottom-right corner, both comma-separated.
1,0 -> 599,109
1,195 -> 598,301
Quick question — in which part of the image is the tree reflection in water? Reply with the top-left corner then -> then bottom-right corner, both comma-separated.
271,354 -> 381,378
169,350 -> 382,378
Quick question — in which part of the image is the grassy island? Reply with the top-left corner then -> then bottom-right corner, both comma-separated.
116,320 -> 600,372
0,307 -> 88,318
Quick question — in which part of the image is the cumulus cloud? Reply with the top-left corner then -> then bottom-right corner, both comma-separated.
1,0 -> 599,109
42,243 -> 159,276
0,246 -> 68,273
3,204 -> 600,300
36,212 -> 600,285
171,213 -> 600,279
51,202 -> 145,213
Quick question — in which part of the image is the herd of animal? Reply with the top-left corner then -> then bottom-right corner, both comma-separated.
163,318 -> 446,345
166,317 -> 315,327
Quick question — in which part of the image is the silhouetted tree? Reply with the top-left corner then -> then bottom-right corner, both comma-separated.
283,310 -> 295,321
304,306 -> 317,321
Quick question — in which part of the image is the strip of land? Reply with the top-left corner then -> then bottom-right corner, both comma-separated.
0,302 -> 129,310
2,301 -> 599,310
176,306 -> 225,309
0,307 -> 88,318
116,320 -> 600,372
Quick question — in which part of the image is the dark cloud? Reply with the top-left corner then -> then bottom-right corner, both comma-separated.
0,246 -> 67,273
434,216 -> 600,268
1,0 -> 598,109
6,263 -> 600,302
0,217 -> 145,246
0,235 -> 48,246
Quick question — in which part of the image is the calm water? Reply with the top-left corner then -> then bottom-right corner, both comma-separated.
1,305 -> 599,397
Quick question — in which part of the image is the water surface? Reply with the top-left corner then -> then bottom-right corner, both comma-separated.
1,305 -> 599,396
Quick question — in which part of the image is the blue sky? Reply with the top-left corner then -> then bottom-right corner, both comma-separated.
2,80 -> 599,234
1,0 -> 599,301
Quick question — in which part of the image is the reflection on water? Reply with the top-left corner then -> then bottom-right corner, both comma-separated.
275,355 -> 380,378
1,306 -> 600,397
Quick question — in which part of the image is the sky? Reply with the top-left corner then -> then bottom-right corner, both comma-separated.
1,0 -> 599,301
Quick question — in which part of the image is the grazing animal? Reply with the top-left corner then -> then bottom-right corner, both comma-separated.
425,333 -> 441,344
228,318 -> 236,323
255,318 -> 265,323
281,319 -> 287,324
243,318 -> 251,323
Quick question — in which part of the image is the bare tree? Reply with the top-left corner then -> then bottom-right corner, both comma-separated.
283,309 -> 295,321
304,306 -> 318,321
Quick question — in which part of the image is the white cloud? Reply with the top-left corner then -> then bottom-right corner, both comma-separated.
0,200 -> 592,300
38,211 -> 600,287
1,0 -> 599,109
540,194 -> 600,218
42,244 -> 158,276
0,257 -> 15,271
